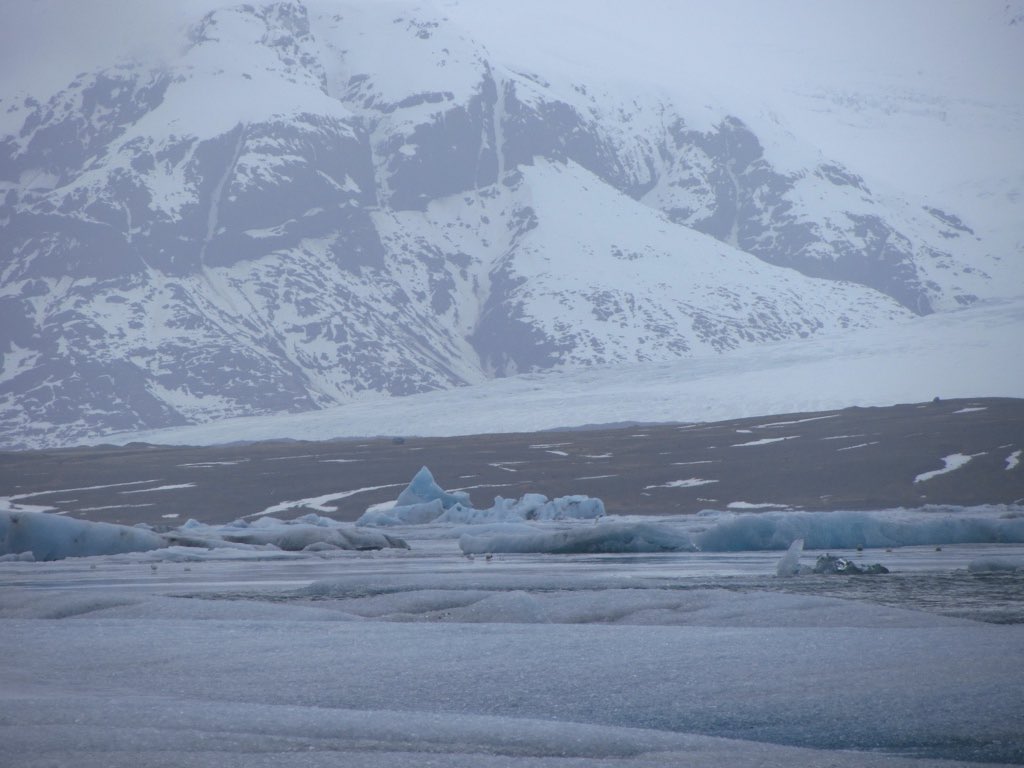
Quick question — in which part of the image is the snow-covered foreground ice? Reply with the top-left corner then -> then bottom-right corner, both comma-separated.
3,507 -> 1024,767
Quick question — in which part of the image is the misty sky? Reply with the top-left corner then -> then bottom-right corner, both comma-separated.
2,0 -> 1021,197
5,1 -> 1021,98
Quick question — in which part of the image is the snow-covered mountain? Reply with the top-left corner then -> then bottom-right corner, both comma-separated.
1,0 -> 1021,450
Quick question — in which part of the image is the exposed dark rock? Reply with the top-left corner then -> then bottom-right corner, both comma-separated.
814,554 -> 889,575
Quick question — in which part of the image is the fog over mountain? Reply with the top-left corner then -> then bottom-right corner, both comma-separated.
1,0 -> 1021,449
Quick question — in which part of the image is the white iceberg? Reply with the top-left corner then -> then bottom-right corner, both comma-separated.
775,538 -> 807,577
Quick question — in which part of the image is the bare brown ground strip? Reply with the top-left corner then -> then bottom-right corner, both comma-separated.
1,398 -> 1021,525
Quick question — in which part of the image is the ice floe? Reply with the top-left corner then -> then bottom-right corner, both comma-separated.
0,510 -> 408,561
167,515 -> 409,553
456,506 -> 1024,557
967,557 -> 1024,573
5,463 -> 1024,564
693,508 -> 1024,551
460,521 -> 696,555
0,512 -> 167,561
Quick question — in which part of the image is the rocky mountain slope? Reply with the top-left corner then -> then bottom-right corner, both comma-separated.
0,1 -> 1017,449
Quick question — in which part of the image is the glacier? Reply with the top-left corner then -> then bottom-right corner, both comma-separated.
102,296 -> 1024,448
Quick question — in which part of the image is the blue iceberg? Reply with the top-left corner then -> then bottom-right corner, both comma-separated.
356,468 -> 606,526
459,522 -> 695,555
0,512 -> 167,561
0,510 -> 409,561
394,467 -> 471,509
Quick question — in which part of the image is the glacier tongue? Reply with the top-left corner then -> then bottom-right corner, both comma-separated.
0,1 -> 1017,449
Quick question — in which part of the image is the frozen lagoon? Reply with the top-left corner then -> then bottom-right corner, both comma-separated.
2,513 -> 1023,767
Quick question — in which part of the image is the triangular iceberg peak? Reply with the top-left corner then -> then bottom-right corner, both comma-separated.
394,466 -> 472,510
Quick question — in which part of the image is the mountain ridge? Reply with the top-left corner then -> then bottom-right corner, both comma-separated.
0,0 -> 1019,449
